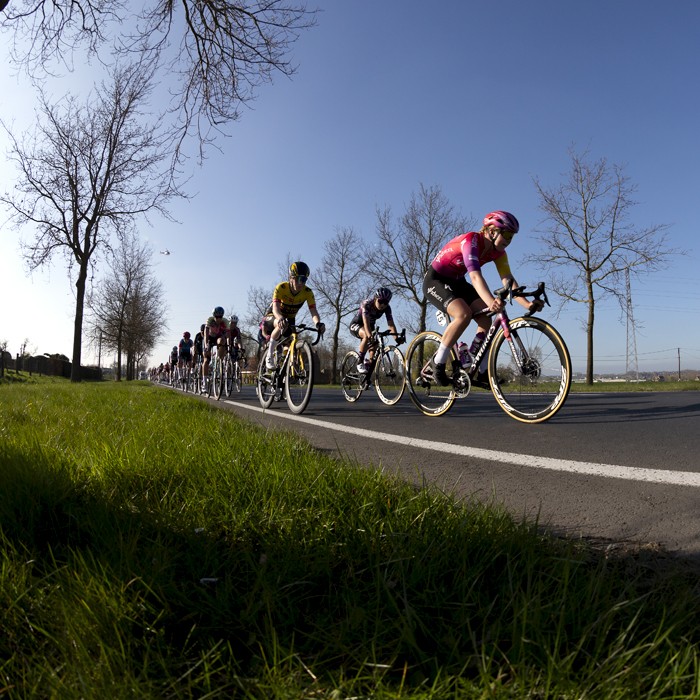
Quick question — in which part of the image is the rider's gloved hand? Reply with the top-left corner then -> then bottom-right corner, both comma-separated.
316,321 -> 326,335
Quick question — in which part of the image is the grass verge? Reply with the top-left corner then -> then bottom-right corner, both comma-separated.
1,382 -> 700,698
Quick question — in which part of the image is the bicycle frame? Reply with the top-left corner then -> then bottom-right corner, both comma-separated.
427,281 -> 546,387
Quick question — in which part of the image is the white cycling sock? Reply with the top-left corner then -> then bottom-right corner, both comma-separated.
268,337 -> 278,357
435,343 -> 451,365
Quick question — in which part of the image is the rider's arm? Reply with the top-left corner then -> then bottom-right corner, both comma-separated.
469,270 -> 502,312
271,300 -> 285,325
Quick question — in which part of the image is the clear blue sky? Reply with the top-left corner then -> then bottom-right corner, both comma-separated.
1,0 -> 699,374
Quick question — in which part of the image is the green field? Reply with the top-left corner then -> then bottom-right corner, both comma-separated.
2,381 -> 700,698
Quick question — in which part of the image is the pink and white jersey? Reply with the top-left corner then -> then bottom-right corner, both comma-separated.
432,232 -> 511,279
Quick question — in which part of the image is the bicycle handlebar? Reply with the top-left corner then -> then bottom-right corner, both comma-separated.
370,327 -> 406,345
289,323 -> 324,346
487,280 -> 550,318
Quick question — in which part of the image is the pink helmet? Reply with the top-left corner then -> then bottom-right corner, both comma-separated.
483,211 -> 519,233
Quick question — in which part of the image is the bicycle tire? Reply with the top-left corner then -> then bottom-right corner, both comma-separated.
234,361 -> 242,392
213,356 -> 224,400
183,368 -> 189,393
223,356 -> 232,398
374,346 -> 406,405
257,348 -> 276,408
406,331 -> 457,417
193,363 -> 201,394
285,340 -> 313,414
205,360 -> 213,398
340,351 -> 363,402
487,317 -> 572,423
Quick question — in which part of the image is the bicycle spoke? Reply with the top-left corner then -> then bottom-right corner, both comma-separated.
488,317 -> 571,423
406,332 -> 456,416
285,341 -> 313,413
340,351 -> 362,402
374,346 -> 405,405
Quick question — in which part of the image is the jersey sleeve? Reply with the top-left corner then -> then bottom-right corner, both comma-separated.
305,287 -> 318,312
493,252 -> 511,278
462,233 -> 482,275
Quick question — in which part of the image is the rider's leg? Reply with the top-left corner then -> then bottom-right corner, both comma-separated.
431,298 -> 472,385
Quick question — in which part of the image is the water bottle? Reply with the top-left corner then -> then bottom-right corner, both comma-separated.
458,342 -> 470,367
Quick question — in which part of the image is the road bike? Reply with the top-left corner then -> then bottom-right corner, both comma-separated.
256,323 -> 323,414
340,328 -> 406,405
405,280 -> 571,423
192,355 -> 204,394
226,349 -> 243,395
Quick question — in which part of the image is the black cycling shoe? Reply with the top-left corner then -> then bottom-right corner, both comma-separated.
471,371 -> 491,390
432,361 -> 452,387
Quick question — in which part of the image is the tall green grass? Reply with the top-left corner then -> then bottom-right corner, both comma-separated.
1,382 -> 700,698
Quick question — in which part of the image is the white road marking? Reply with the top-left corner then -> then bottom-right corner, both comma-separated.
223,399 -> 700,488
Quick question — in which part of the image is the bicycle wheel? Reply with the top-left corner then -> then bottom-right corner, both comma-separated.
193,364 -> 201,394
285,341 -> 314,414
257,348 -> 276,408
212,356 -> 224,400
340,351 -> 363,402
374,346 -> 406,405
406,331 -> 456,417
183,368 -> 189,393
233,361 -> 242,393
223,356 -> 232,398
487,317 -> 572,423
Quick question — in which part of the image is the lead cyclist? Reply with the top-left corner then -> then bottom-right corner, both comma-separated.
423,211 -> 544,387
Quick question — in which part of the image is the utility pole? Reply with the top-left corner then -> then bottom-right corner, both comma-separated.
678,347 -> 681,381
625,269 -> 640,383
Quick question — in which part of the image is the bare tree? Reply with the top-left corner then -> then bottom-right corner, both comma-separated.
313,226 -> 365,383
368,184 -> 474,334
526,146 -> 679,384
2,1 -> 317,162
86,231 -> 167,379
0,61 -> 181,381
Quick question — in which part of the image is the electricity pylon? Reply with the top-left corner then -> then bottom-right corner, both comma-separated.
625,268 -> 639,383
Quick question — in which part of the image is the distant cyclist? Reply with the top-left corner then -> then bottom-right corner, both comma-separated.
261,261 -> 325,370
424,211 -> 543,387
203,307 -> 230,388
228,314 -> 243,361
178,332 -> 194,373
349,287 -> 401,374
193,324 -> 205,364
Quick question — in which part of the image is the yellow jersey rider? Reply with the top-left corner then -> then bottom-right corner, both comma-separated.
262,262 -> 326,370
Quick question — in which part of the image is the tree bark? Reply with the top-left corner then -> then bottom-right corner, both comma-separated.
71,264 -> 88,382
586,282 -> 595,385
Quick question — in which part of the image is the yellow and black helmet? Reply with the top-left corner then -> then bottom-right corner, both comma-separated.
289,261 -> 310,282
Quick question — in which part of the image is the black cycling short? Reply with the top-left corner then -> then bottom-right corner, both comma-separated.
423,265 -> 480,312
262,314 -> 295,339
349,321 -> 373,339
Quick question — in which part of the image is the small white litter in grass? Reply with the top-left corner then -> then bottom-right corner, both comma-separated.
200,578 -> 219,584
194,528 -> 205,533
259,554 -> 267,566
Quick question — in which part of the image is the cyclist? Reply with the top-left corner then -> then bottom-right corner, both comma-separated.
228,314 -> 243,361
423,211 -> 544,387
203,307 -> 230,388
261,261 -> 326,370
193,324 -> 205,364
349,287 -> 401,374
178,331 -> 194,374
169,346 -> 178,382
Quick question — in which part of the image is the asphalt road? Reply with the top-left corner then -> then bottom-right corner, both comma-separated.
176,383 -> 700,557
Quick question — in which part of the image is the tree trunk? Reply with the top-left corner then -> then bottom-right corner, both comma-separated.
331,315 -> 341,384
586,285 -> 595,385
116,324 -> 123,381
419,300 -> 427,334
71,264 -> 88,382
